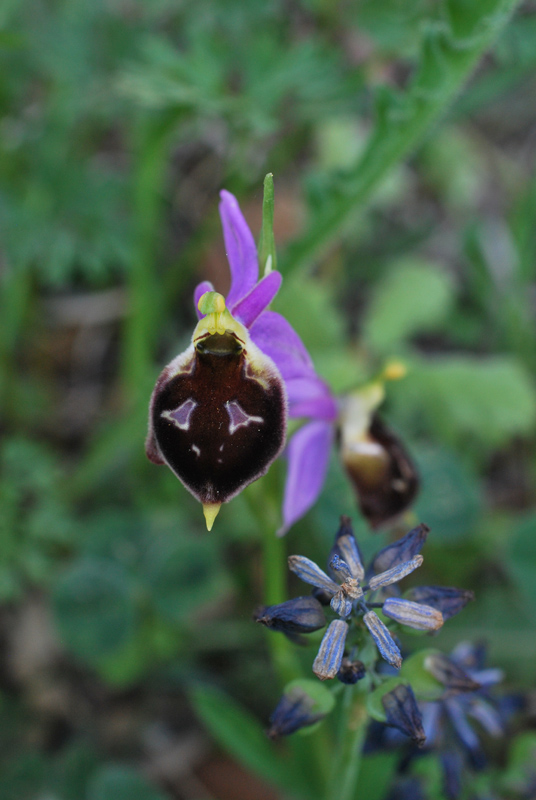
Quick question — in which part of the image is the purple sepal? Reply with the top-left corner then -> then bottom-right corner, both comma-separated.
249,310 -> 315,381
279,421 -> 334,536
219,189 -> 258,308
382,684 -> 426,746
193,280 -> 215,319
371,523 -> 430,574
286,376 -> 338,421
231,270 -> 282,327
405,585 -> 474,621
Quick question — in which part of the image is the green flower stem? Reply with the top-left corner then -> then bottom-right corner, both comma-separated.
326,687 -> 368,800
245,479 -> 302,686
283,0 -> 521,277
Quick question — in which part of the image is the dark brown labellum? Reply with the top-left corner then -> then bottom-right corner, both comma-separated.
341,414 -> 419,529
149,331 -> 286,509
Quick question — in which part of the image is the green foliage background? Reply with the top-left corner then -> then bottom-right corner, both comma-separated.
1,0 -> 536,797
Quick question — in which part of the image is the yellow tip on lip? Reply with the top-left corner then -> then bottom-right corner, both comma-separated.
203,503 -> 221,531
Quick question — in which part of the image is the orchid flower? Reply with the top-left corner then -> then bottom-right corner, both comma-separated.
146,187 -> 337,531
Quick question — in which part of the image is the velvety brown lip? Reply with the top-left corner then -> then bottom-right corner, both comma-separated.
153,333 -> 286,505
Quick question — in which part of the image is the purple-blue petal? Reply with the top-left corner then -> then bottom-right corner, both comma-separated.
249,310 -> 315,381
286,376 -> 338,421
219,190 -> 258,308
279,420 -> 333,535
231,270 -> 282,328
193,280 -> 215,319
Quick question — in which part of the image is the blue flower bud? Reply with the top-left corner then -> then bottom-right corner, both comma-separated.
329,516 -> 365,581
288,555 -> 340,595
267,686 -> 325,738
405,585 -> 474,621
337,658 -> 366,684
372,523 -> 429,574
383,598 -> 443,631
363,611 -> 402,669
330,590 -> 353,618
424,652 -> 481,692
253,596 -> 326,634
313,620 -> 349,680
367,555 -> 423,591
329,554 -> 354,582
382,683 -> 426,746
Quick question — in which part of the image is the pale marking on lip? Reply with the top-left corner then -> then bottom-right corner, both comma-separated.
225,400 -> 264,435
162,398 -> 198,430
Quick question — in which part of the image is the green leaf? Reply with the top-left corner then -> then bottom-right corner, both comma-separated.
367,678 -> 406,723
356,752 -> 400,800
362,258 -> 455,352
190,684 -> 308,797
399,650 -> 445,701
53,558 -> 138,662
87,765 -> 169,800
414,356 -> 536,450
144,530 -> 229,626
275,275 -> 345,357
413,445 -> 482,541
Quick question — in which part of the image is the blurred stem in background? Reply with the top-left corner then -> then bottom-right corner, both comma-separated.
122,112 -> 183,398
283,0 -> 522,277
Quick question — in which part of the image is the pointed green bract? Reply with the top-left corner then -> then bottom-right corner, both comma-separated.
258,173 -> 278,274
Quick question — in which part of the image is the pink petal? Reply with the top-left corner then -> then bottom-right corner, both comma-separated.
219,190 -> 259,308
231,271 -> 282,328
279,420 -> 333,536
193,280 -> 215,319
249,311 -> 314,381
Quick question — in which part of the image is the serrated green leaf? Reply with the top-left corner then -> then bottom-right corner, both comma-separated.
53,558 -> 138,662
363,259 -> 455,352
144,531 -> 229,626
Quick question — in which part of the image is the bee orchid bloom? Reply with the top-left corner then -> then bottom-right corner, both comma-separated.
146,189 -> 337,531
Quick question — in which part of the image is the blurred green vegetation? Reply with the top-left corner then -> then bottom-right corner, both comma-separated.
1,0 -> 536,798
